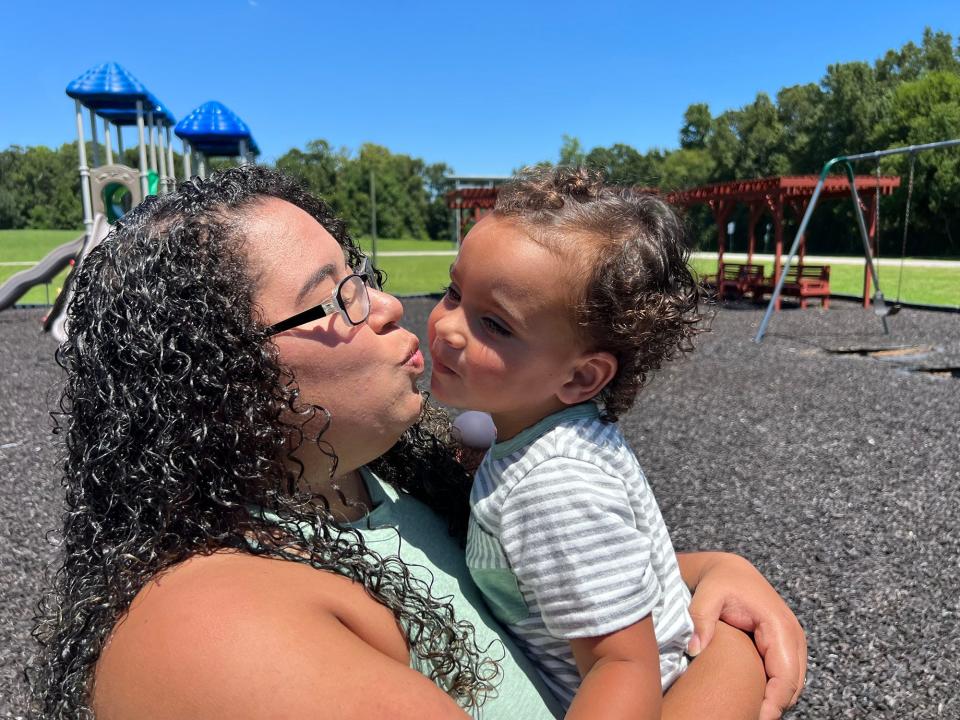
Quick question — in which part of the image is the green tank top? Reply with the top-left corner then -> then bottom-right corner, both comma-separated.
251,469 -> 563,719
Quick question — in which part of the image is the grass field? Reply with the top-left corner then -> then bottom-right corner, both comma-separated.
0,229 -> 83,306
2,229 -> 957,308
356,237 -> 457,253
690,259 -> 960,308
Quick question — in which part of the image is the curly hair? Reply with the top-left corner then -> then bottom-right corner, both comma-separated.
27,165 -> 495,718
494,165 -> 704,421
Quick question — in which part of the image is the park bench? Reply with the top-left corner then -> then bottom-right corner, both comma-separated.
760,264 -> 831,308
717,263 -> 766,300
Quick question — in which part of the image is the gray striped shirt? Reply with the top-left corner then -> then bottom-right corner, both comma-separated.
466,403 -> 693,709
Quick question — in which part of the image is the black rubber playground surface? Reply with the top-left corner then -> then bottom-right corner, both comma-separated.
1,298 -> 958,718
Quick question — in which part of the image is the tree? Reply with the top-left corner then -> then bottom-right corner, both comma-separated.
584,144 -> 664,186
680,103 -> 712,149
423,162 -> 454,242
777,83 -> 825,173
275,139 -> 343,202
660,148 -> 714,191
733,93 -> 789,178
873,71 -> 960,254
819,61 -> 887,159
705,111 -> 740,181
559,134 -> 586,166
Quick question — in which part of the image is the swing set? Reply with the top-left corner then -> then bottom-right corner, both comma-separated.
755,138 -> 960,343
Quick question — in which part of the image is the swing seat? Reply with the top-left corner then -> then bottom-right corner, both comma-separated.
761,264 -> 831,309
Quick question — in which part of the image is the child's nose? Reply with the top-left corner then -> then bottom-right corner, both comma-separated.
435,308 -> 467,350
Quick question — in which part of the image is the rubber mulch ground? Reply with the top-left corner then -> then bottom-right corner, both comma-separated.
1,298 -> 958,719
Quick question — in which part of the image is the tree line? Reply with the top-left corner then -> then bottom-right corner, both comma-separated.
2,29 -> 958,254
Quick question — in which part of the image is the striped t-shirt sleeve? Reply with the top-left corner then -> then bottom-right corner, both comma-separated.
499,456 -> 662,639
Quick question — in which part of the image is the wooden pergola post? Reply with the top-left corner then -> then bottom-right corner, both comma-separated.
747,201 -> 765,265
772,194 -> 784,310
709,198 -> 735,267
786,198 -> 811,266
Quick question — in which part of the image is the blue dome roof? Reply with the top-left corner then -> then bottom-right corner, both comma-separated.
175,101 -> 258,157
66,62 -> 150,110
98,93 -> 176,127
187,136 -> 261,157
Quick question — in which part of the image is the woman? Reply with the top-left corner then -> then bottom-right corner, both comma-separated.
29,166 -> 804,719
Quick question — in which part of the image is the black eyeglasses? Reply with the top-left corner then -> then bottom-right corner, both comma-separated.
266,257 -> 381,336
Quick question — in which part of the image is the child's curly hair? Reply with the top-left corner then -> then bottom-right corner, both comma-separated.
495,165 -> 704,421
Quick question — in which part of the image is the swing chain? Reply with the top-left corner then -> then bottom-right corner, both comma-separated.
874,161 -> 881,266
895,153 -> 916,305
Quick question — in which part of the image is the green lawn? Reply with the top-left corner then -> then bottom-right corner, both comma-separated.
0,228 -> 84,262
356,237 -> 457,253
691,259 -> 960,308
377,255 -> 450,296
0,229 -> 82,305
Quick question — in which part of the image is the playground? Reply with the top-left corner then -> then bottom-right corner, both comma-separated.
2,56 -> 960,720
0,61 -> 258,331
2,297 -> 958,717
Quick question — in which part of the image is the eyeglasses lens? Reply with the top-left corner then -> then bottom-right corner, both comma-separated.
341,275 -> 370,324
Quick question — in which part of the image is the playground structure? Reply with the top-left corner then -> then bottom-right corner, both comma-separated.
175,101 -> 259,179
755,138 -> 960,342
0,62 -> 259,336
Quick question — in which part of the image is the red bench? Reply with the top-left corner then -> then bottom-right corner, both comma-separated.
717,263 -> 766,300
760,264 -> 831,308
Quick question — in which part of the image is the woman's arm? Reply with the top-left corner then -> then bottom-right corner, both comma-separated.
93,553 -> 472,720
677,551 -> 807,720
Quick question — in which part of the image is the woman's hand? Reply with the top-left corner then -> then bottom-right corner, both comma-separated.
677,552 -> 807,720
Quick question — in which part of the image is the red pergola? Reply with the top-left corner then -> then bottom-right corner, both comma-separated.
445,187 -> 498,237
667,175 -> 901,303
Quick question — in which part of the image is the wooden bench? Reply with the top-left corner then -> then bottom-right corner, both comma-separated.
760,264 -> 831,308
718,263 -> 766,300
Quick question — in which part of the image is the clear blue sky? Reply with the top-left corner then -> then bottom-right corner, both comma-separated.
1,0 -> 957,175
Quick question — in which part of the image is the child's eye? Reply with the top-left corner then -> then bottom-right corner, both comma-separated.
482,317 -> 512,337
442,284 -> 462,303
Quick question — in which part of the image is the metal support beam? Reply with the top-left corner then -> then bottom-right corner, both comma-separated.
88,107 -> 100,168
74,99 -> 93,235
166,127 -> 176,189
182,140 -> 192,179
103,119 -> 114,165
136,100 -> 149,197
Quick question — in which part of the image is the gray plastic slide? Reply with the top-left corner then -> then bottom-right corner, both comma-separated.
0,234 -> 84,311
47,214 -> 111,343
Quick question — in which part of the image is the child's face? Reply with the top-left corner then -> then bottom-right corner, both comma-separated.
427,215 -> 592,439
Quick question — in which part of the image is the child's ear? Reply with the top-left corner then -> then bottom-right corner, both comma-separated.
557,352 -> 618,406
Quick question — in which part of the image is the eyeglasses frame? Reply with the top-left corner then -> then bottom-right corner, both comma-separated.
266,256 -> 381,336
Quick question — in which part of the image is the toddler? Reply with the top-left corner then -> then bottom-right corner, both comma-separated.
428,166 -> 708,719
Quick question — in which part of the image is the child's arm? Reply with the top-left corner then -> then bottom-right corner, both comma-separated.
566,616 -> 662,720
662,620 -> 765,720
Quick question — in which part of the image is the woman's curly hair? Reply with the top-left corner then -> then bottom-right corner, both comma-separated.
495,165 -> 704,421
27,165 -> 495,718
